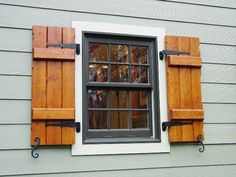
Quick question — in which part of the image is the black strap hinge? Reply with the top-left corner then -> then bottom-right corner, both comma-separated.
159,50 -> 190,60
162,121 -> 193,131
46,121 -> 80,133
47,43 -> 80,55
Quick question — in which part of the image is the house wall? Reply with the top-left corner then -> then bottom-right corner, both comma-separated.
0,0 -> 235,176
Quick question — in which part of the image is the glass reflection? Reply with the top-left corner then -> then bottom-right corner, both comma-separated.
109,91 -> 128,108
89,64 -> 108,82
131,111 -> 148,129
110,111 -> 128,129
88,90 -> 107,108
89,111 -> 107,129
89,43 -> 108,62
131,46 -> 148,64
130,91 -> 148,109
131,66 -> 148,83
111,45 -> 128,63
111,65 -> 129,82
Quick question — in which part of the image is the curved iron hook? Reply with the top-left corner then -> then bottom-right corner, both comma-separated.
197,134 -> 205,153
31,137 -> 40,158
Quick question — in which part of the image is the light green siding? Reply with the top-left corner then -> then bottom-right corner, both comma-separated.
0,0 -> 235,176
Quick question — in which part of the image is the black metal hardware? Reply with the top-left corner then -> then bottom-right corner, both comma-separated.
46,121 -> 80,133
162,121 -> 193,131
159,50 -> 190,60
197,134 -> 205,153
47,43 -> 80,55
31,137 -> 40,159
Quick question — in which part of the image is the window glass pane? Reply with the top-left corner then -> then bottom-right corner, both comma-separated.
88,90 -> 107,108
89,43 -> 108,62
89,64 -> 108,82
131,66 -> 148,83
109,91 -> 128,108
111,65 -> 129,82
131,46 -> 148,64
89,111 -> 107,129
131,111 -> 148,129
110,111 -> 128,129
130,91 -> 148,109
111,45 -> 128,63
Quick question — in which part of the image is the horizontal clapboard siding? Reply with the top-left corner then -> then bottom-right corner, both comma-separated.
165,0 -> 236,9
0,0 -> 235,27
3,165 -> 236,177
0,124 -> 235,150
0,0 -> 235,177
0,145 -> 236,176
0,5 -> 236,46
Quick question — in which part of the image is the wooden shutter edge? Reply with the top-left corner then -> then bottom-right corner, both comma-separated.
168,56 -> 202,67
170,109 -> 204,120
33,48 -> 75,60
32,108 -> 75,120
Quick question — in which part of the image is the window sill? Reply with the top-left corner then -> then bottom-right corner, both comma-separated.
83,137 -> 161,144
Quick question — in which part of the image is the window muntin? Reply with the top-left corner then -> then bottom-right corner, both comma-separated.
83,33 -> 158,142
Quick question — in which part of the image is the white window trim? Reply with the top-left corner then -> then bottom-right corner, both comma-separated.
72,21 -> 169,155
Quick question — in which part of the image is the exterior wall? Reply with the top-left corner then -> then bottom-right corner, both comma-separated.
0,0 -> 235,176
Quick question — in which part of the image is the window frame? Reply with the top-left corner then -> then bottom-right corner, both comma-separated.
83,33 -> 158,142
72,21 -> 170,155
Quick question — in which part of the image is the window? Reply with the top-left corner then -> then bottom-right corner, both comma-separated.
72,21 -> 169,155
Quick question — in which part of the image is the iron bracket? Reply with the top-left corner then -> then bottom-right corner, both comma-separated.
197,134 -> 205,153
47,43 -> 80,55
46,121 -> 81,133
159,50 -> 190,60
162,121 -> 193,132
31,137 -> 40,159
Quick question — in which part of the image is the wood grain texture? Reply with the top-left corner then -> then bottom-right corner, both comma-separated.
32,108 -> 75,120
168,56 -> 201,67
46,27 -> 62,145
170,109 -> 204,119
33,48 -> 75,60
31,26 -> 75,145
31,26 -> 47,145
165,36 -> 204,142
165,36 -> 182,142
178,37 -> 194,142
61,27 -> 75,144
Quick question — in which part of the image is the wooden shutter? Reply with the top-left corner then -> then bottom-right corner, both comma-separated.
31,26 -> 75,145
165,36 -> 204,142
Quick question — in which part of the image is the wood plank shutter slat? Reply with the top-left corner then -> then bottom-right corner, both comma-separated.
165,35 -> 204,142
33,48 -> 75,60
31,26 -> 75,145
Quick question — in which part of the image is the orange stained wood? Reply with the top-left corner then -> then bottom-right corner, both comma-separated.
31,26 -> 75,145
165,36 -> 182,142
167,56 -> 202,67
165,35 -> 204,142
33,48 -> 75,60
170,109 -> 204,120
32,108 -> 75,120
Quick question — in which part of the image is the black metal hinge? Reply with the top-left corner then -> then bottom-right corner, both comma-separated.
162,121 -> 193,131
46,121 -> 81,133
47,43 -> 80,55
159,50 -> 190,60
